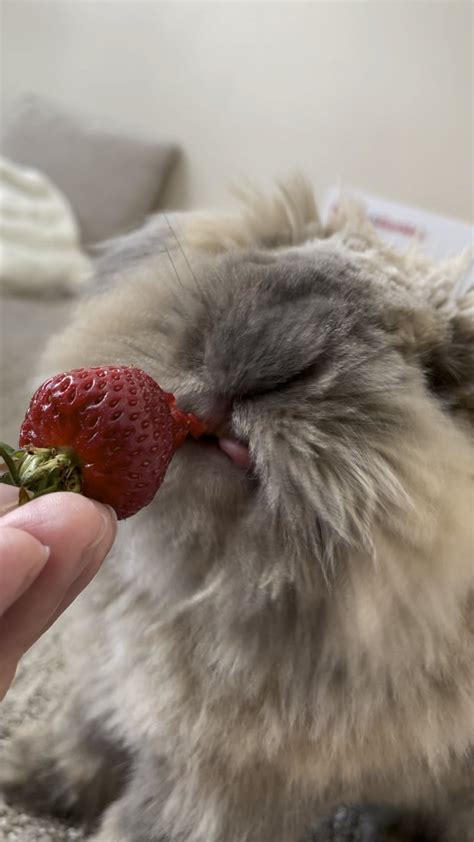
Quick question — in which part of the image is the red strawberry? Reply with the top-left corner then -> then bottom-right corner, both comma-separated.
0,366 -> 205,519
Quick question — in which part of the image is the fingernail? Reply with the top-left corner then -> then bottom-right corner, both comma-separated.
79,503 -> 117,569
20,544 -> 51,590
0,534 -> 51,616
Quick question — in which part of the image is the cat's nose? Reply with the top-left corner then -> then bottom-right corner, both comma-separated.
200,397 -> 233,435
175,392 -> 232,434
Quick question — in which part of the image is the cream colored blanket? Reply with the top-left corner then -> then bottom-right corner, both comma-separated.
0,156 -> 92,296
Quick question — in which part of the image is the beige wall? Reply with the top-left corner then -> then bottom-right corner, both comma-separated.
1,1 -> 472,221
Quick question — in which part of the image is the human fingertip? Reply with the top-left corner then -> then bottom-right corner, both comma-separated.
74,501 -> 117,575
86,501 -> 117,549
0,528 -> 51,614
0,485 -> 20,515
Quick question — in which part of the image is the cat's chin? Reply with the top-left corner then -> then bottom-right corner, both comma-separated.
161,437 -> 257,509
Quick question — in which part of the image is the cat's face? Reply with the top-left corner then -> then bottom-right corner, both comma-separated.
44,228 -> 469,592
147,242 -> 439,581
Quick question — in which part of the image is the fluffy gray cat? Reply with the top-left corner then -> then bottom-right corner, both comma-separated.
1,180 -> 473,842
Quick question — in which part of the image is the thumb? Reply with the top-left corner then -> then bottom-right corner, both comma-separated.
0,493 -> 117,660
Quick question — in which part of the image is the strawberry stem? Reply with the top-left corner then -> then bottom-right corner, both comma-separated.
0,443 -> 83,506
0,445 -> 21,485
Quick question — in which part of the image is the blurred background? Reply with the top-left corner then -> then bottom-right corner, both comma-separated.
0,1 -> 472,445
0,5 -> 473,839
2,0 -> 472,218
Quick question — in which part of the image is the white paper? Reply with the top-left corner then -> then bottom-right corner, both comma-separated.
322,187 -> 473,298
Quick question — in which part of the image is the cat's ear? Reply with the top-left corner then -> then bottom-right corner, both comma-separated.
425,289 -> 474,425
385,284 -> 474,426
185,176 -> 321,254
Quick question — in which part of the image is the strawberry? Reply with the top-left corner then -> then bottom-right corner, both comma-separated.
0,366 -> 205,519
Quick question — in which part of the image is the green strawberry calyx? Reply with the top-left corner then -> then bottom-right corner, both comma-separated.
0,442 -> 83,506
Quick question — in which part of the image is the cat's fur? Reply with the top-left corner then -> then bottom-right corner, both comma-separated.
1,180 -> 473,841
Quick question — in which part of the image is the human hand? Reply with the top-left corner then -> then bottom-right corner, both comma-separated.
0,486 -> 116,699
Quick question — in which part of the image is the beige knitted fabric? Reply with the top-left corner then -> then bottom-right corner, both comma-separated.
0,629 -> 85,841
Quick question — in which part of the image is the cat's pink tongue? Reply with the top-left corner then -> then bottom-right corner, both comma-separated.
218,437 -> 252,469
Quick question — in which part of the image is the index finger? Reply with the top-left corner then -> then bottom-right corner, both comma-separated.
0,526 -> 50,614
0,491 -> 116,660
0,485 -> 21,516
